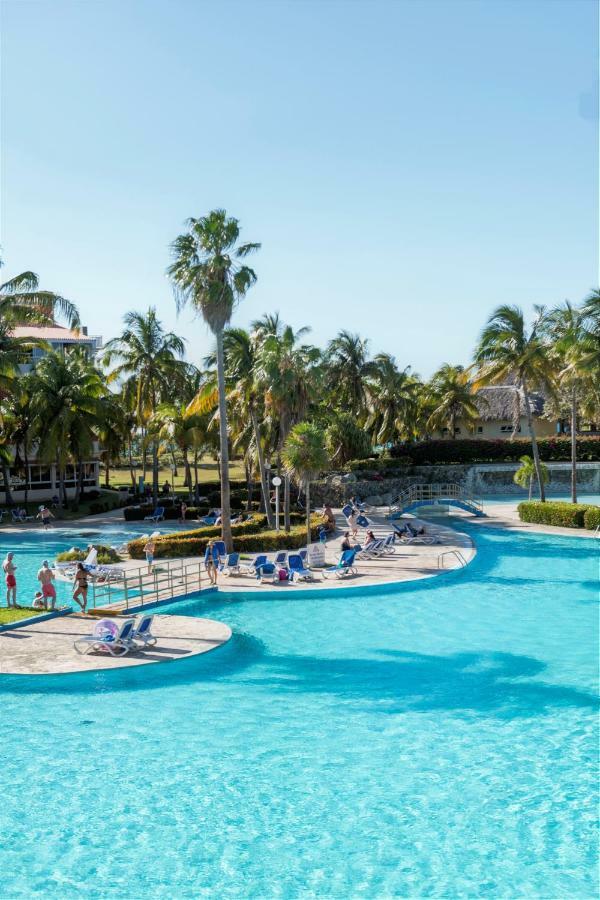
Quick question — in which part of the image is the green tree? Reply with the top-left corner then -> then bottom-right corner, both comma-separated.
514,454 -> 549,501
168,210 -> 260,551
366,354 -> 422,444
282,422 -> 329,550
255,322 -> 321,531
30,351 -> 106,507
543,300 -> 592,503
103,308 -> 187,504
325,412 -> 372,465
325,331 -> 375,418
426,364 -> 479,439
474,305 -> 555,502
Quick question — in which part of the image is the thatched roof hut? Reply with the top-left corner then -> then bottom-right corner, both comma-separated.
474,385 -> 546,421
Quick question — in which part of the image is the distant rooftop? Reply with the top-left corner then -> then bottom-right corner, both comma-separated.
11,324 -> 101,345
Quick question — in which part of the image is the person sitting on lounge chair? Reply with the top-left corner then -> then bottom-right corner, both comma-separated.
341,531 -> 359,553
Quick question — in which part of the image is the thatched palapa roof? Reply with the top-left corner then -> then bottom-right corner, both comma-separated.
474,385 -> 545,422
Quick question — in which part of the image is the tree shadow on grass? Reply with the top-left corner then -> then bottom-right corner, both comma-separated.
254,648 -> 600,718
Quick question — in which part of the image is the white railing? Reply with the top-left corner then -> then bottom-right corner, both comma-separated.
389,483 -> 483,515
89,558 -> 205,612
437,549 -> 468,569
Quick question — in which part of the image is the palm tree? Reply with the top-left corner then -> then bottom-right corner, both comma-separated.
30,351 -> 106,507
514,454 -> 549,500
543,301 -> 591,503
168,210 -> 260,551
325,412 -> 372,465
157,403 -> 206,502
325,331 -> 375,417
0,261 -> 80,397
474,305 -> 555,501
282,422 -> 328,550
0,263 -> 79,328
103,308 -> 187,504
254,322 -> 321,530
366,354 -> 422,444
426,364 -> 479,439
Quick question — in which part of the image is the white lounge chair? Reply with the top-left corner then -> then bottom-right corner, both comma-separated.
74,618 -> 137,656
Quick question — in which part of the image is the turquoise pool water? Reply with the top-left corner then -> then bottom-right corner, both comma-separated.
0,522 -> 196,608
483,493 -> 600,506
1,525 -> 598,897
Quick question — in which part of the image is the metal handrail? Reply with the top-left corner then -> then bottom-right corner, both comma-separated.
389,483 -> 483,515
89,557 -> 204,612
437,549 -> 468,569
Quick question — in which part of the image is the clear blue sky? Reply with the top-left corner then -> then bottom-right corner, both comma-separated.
2,0 -> 598,377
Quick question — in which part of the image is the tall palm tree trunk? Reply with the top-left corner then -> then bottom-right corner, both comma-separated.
570,386 -> 577,504
152,442 -> 159,505
522,380 -> 546,502
182,448 -> 193,502
249,406 -> 274,528
284,475 -> 290,533
128,434 -> 136,490
2,463 -> 15,506
305,478 -> 311,549
215,328 -> 233,551
24,445 -> 30,508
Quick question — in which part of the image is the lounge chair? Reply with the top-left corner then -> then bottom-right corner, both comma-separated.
144,507 -> 165,523
287,553 -> 313,582
393,523 -> 436,545
240,554 -> 268,576
132,614 -> 157,647
74,618 -> 137,656
11,509 -> 29,523
298,549 -> 308,566
256,562 -> 278,583
323,549 -> 359,579
219,552 -> 240,575
201,515 -> 218,526
356,539 -> 384,559
274,551 -> 288,567
213,541 -> 226,560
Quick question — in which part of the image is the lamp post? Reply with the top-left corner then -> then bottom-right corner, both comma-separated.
272,476 -> 282,531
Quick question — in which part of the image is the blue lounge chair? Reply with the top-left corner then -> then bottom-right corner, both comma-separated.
144,506 -> 165,523
219,552 -> 240,575
274,551 -> 288,567
213,541 -> 226,560
132,614 -> 157,647
240,554 -> 268,576
298,549 -> 308,566
323,549 -> 358,579
341,503 -> 354,519
256,562 -> 278,583
287,553 -> 313,582
201,515 -> 218,526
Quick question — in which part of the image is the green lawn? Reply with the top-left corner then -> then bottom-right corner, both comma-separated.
105,458 -> 246,491
0,607 -> 49,626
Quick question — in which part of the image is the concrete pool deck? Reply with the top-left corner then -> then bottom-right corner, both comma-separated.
0,613 -> 232,675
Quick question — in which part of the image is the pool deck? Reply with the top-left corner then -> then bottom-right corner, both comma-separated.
0,613 -> 231,675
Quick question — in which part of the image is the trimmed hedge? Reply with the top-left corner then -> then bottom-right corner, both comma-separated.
127,513 -> 321,559
583,507 -> 600,530
388,437 -> 600,465
517,501 -> 598,529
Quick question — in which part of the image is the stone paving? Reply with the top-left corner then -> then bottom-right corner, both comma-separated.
0,613 -> 231,675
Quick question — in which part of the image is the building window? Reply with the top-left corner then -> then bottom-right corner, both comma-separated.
500,424 -> 520,433
28,465 -> 52,489
477,426 -> 483,433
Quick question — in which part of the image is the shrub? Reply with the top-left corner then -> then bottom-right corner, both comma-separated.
517,501 -> 596,528
56,544 -> 121,564
126,514 -> 321,559
389,437 -> 600,465
347,457 -> 405,473
583,506 -> 600,531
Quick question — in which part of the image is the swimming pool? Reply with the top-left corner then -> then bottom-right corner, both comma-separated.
483,493 -> 600,506
0,524 -> 598,897
0,522 -> 196,608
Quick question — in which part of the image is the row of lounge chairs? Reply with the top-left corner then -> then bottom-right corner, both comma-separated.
74,614 -> 156,656
218,549 -> 312,582
0,509 -> 35,524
